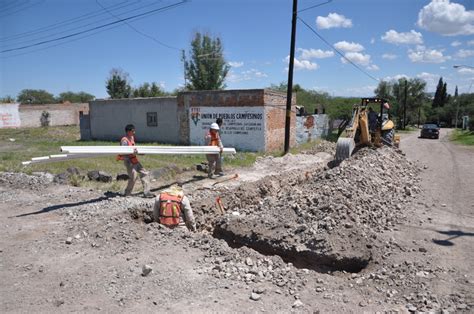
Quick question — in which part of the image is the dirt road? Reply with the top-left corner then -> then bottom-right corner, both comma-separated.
400,128 -> 474,301
1,135 -> 473,313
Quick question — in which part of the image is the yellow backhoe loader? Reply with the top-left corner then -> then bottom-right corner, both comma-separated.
335,98 -> 399,162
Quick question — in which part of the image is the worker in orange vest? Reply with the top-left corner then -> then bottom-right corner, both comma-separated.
117,124 -> 154,198
153,185 -> 196,231
205,122 -> 224,179
215,117 -> 224,174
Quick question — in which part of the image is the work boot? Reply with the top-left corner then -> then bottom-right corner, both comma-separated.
217,172 -> 225,176
208,173 -> 213,179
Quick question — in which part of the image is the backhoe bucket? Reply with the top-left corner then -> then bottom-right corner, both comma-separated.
335,137 -> 355,162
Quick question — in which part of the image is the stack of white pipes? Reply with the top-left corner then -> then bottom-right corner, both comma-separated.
22,146 -> 236,166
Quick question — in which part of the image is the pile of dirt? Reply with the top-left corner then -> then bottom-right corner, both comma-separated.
191,147 -> 420,275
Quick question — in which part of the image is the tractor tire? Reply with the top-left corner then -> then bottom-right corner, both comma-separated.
382,129 -> 394,146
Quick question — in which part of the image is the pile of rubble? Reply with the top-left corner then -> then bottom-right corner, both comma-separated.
0,171 -> 54,190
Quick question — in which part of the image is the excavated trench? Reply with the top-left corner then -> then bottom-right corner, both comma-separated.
212,224 -> 370,273
129,148 -> 419,275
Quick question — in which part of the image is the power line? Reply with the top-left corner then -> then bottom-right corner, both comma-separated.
0,0 -> 29,13
0,0 -> 44,19
298,0 -> 332,13
1,1 -> 188,54
0,1 -> 167,48
95,0 -> 181,51
297,17 -> 380,82
0,0 -> 136,43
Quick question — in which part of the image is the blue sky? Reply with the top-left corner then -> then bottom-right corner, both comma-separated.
1,0 -> 473,99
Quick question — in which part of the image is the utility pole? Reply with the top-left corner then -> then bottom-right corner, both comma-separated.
454,85 -> 459,128
284,0 -> 298,154
403,79 -> 407,129
181,49 -> 187,89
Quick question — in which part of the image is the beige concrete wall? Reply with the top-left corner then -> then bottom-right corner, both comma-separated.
89,97 -> 179,143
18,103 -> 88,128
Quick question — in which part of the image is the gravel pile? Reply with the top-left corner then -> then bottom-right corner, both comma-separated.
0,171 -> 54,190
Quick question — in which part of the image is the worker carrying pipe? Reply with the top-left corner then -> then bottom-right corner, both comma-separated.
117,124 -> 154,198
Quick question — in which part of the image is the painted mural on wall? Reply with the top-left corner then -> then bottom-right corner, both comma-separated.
189,107 -> 265,151
0,104 -> 21,128
295,114 -> 329,144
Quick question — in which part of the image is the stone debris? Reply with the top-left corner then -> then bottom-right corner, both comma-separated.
142,265 -> 152,277
2,142 -> 470,312
250,292 -> 261,301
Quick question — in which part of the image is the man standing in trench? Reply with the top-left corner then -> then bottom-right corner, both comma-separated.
153,185 -> 196,232
117,124 -> 154,198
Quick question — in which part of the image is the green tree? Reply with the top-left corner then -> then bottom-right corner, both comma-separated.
432,77 -> 448,108
132,82 -> 166,98
374,80 -> 392,101
106,68 -> 132,99
58,91 -> 95,103
0,95 -> 15,103
185,32 -> 230,90
17,89 -> 56,104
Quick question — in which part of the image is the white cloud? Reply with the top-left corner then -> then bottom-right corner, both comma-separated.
408,46 -> 450,63
370,38 -> 375,44
384,74 -> 409,81
284,56 -> 319,71
455,49 -> 474,58
333,41 -> 364,52
440,66 -> 447,70
381,29 -> 423,45
417,0 -> 474,36
382,53 -> 398,60
341,52 -> 371,66
468,40 -> 474,46
345,85 -> 377,97
297,48 -> 334,59
366,64 -> 380,71
243,69 -> 268,78
417,72 -> 439,81
416,72 -> 440,90
227,68 -> 268,83
451,41 -> 462,47
228,61 -> 244,68
316,13 -> 352,29
457,68 -> 474,75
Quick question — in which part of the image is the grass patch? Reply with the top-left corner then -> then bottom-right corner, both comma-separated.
0,126 -> 266,176
450,129 -> 474,146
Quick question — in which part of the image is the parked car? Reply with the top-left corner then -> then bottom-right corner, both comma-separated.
420,123 -> 440,139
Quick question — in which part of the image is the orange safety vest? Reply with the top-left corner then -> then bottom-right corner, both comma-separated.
116,136 -> 139,164
207,131 -> 220,146
159,193 -> 183,226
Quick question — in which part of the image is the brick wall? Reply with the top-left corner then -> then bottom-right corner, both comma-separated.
263,90 -> 296,151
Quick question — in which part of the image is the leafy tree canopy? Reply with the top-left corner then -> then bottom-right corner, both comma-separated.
58,91 -> 95,103
106,68 -> 132,99
17,89 -> 56,104
185,32 -> 230,90
132,82 -> 166,98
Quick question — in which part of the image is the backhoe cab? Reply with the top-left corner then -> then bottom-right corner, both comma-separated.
335,98 -> 399,162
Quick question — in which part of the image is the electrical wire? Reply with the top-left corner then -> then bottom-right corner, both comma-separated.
1,1 -> 161,48
0,0 -> 136,43
298,0 -> 332,13
0,1 -> 188,54
298,17 -> 380,82
95,0 -> 181,51
0,0 -> 42,19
